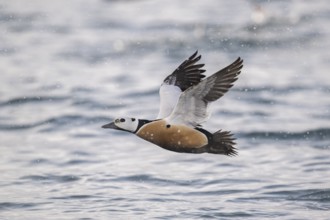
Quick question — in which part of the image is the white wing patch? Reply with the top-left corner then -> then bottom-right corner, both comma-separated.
157,84 -> 182,119
164,82 -> 212,127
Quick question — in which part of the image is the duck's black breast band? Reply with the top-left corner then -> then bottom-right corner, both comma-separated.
134,119 -> 155,133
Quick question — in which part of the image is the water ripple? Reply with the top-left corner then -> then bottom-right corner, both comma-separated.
111,174 -> 203,187
0,115 -> 109,131
0,202 -> 40,210
0,96 -> 68,107
241,128 -> 330,141
49,195 -> 96,200
20,174 -> 80,183
262,188 -> 330,204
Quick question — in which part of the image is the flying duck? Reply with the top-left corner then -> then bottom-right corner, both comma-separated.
102,51 -> 243,156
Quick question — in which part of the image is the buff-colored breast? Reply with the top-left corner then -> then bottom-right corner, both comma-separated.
136,120 -> 208,152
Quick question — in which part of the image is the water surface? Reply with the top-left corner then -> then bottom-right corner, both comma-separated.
0,0 -> 330,219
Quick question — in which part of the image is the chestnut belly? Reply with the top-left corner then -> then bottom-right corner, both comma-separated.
136,120 -> 208,152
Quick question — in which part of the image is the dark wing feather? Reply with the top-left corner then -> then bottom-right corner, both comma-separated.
203,57 -> 243,102
166,57 -> 243,127
163,51 -> 206,91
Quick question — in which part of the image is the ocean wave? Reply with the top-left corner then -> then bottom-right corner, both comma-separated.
0,202 -> 40,210
20,174 -> 80,183
0,96 -> 68,107
240,128 -> 330,141
0,115 -> 109,131
262,188 -> 330,203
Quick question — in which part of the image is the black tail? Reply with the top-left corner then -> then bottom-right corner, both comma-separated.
206,130 -> 237,156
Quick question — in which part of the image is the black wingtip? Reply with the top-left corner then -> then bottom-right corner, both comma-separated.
163,50 -> 206,91
235,57 -> 244,67
189,50 -> 199,60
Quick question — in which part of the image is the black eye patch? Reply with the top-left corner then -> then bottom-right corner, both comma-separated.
131,118 -> 136,121
120,118 -> 125,122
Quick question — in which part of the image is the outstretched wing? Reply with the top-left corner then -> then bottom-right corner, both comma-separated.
166,57 -> 243,127
157,51 -> 206,119
163,51 -> 206,91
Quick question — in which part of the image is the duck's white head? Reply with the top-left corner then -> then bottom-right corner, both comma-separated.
102,117 -> 139,133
